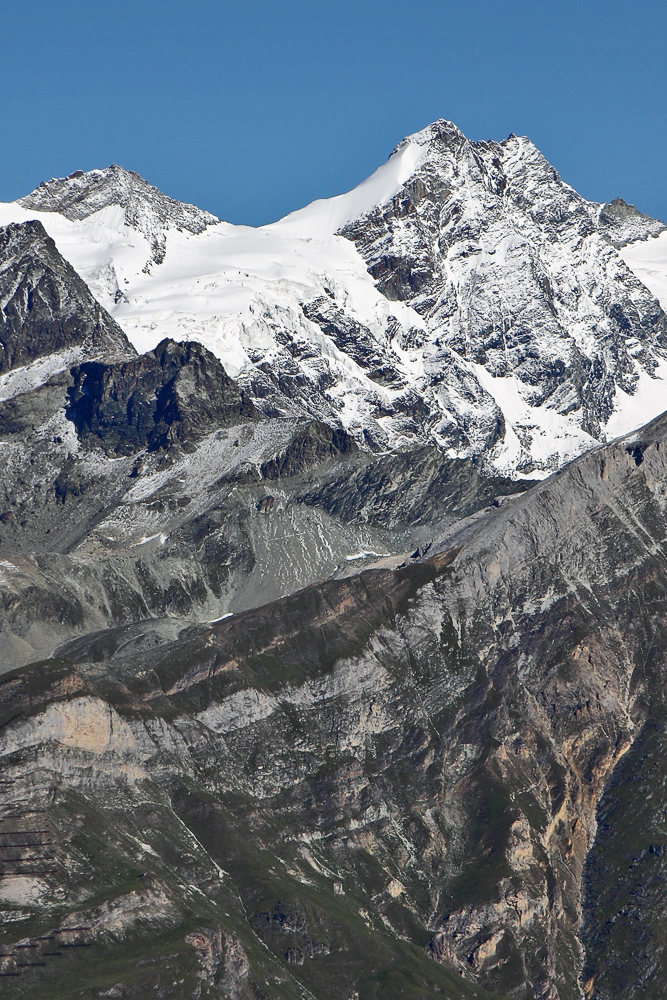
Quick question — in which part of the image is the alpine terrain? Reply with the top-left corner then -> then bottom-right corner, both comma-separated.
1,120 -> 667,1000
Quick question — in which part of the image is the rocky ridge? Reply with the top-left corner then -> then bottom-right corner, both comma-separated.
596,196 -> 666,248
340,121 -> 667,464
19,164 -> 219,267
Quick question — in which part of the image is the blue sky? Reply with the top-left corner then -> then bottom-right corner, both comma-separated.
2,0 -> 665,226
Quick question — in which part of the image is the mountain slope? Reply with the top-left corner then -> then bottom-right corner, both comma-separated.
339,122 -> 667,464
0,219 -> 526,670
3,407 -> 667,999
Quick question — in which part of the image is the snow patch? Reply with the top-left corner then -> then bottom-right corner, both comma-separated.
0,876 -> 48,906
345,550 -> 391,561
621,231 -> 667,312
468,363 -> 597,477
133,533 -> 168,546
605,356 -> 667,438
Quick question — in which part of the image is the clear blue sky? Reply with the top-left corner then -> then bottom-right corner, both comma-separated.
2,0 -> 665,226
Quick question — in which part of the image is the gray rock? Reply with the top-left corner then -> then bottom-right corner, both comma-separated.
0,220 -> 133,375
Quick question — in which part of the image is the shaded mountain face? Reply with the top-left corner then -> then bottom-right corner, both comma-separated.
597,197 -> 666,248
0,220 -> 133,374
66,338 -> 256,455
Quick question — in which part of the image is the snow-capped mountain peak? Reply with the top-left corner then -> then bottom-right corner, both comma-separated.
3,120 -> 667,478
268,127 -> 433,239
18,164 -> 219,266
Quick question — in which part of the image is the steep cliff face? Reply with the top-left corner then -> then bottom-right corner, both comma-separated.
66,338 -> 256,455
597,197 -> 666,248
2,411 -> 667,999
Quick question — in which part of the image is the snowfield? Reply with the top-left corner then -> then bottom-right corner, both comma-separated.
621,231 -> 667,314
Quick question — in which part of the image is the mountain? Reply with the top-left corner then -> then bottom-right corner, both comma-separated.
18,164 -> 219,267
2,405 -> 667,1000
3,121 -> 667,1000
0,216 -> 525,669
2,121 -> 667,479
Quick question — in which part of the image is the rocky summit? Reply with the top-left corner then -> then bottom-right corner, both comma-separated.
1,121 -> 667,1000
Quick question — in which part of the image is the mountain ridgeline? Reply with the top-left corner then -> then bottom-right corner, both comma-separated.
0,120 -> 667,1000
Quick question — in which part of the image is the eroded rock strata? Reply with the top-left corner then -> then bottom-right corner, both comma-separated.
2,412 -> 667,998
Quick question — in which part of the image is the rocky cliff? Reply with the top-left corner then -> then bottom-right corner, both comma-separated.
340,121 -> 667,463
0,220 -> 133,375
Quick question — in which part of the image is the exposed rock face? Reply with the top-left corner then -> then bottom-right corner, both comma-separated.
2,413 -> 667,999
66,338 -> 256,455
597,197 -> 666,248
0,220 -> 133,375
19,164 -> 219,266
340,121 -> 667,459
259,420 -> 357,478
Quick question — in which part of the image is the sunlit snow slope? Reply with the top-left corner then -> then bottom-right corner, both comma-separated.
621,232 -> 667,313
2,120 -> 666,477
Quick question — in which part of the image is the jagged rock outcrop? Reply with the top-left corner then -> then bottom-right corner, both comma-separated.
0,220 -> 133,375
597,197 -> 666,248
66,338 -> 256,455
